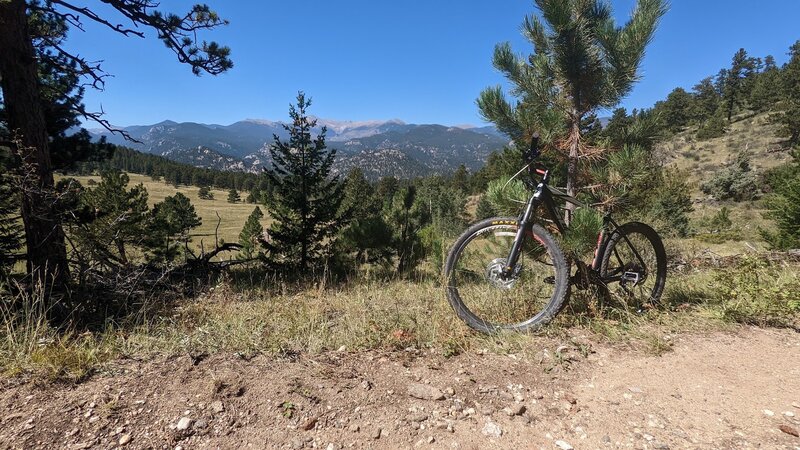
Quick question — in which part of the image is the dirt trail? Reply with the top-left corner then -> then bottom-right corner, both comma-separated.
1,327 -> 799,450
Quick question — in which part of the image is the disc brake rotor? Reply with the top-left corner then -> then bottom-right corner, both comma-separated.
486,258 -> 519,290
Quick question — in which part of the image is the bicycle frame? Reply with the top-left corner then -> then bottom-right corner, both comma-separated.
500,166 -> 647,285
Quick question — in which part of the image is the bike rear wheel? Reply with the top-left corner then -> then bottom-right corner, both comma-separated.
444,217 -> 569,333
599,222 -> 667,307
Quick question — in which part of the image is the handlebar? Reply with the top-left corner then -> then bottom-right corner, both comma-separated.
524,132 -> 550,184
526,132 -> 540,163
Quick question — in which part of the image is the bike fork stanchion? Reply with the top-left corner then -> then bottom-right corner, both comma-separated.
502,193 -> 539,279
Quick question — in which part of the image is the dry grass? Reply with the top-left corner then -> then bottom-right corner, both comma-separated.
3,254 -> 797,381
664,113 -> 792,189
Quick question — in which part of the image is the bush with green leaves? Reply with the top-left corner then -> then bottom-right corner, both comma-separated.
711,258 -> 800,327
696,113 -> 727,140
700,150 -> 758,201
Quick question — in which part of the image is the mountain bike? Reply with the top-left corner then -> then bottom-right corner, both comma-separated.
444,135 -> 667,334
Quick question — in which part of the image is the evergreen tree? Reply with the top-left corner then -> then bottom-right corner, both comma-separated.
238,207 -> 265,260
340,167 -> 376,220
477,0 -> 667,224
333,167 -> 395,271
77,171 -> 149,265
762,150 -> 800,249
774,41 -> 800,145
722,48 -> 757,121
450,164 -> 470,195
374,176 -> 399,208
198,185 -> 214,200
475,194 -> 496,220
148,193 -> 201,263
386,186 -> 428,275
227,188 -> 241,203
603,108 -> 634,148
263,93 -> 345,273
749,55 -> 782,113
691,77 -> 721,122
696,111 -> 727,140
657,87 -> 694,132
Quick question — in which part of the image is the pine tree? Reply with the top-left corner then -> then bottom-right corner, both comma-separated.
749,54 -> 782,113
475,194 -> 496,220
450,164 -> 469,195
341,167 -> 376,220
147,193 -> 202,263
657,87 -> 695,132
198,185 -> 214,200
238,207 -> 264,260
722,48 -> 757,121
263,92 -> 345,273
762,150 -> 800,250
774,41 -> 800,145
227,188 -> 241,203
691,77 -> 721,122
386,186 -> 428,275
78,170 -> 149,265
477,0 -> 667,224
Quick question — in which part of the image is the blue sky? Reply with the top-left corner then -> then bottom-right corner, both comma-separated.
64,0 -> 800,127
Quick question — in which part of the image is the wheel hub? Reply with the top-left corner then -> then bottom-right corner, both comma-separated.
486,258 -> 519,289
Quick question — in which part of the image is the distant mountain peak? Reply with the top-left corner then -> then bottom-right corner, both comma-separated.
241,118 -> 280,126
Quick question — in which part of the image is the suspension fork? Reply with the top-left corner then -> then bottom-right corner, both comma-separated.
501,193 -> 541,279
590,214 -> 612,270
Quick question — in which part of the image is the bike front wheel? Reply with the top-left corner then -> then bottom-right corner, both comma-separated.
599,222 -> 667,307
444,217 -> 569,334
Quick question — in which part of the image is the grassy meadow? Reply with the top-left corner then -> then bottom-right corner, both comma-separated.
60,173 -> 269,253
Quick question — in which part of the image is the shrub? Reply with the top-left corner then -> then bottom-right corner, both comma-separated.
700,150 -> 758,201
696,114 -> 726,140
711,258 -> 800,327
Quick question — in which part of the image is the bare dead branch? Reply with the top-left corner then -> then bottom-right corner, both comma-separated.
50,0 -> 146,37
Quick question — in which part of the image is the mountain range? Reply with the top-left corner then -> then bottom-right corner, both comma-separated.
90,118 -> 509,179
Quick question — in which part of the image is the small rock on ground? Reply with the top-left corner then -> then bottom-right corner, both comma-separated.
176,417 -> 192,431
555,440 -> 574,450
407,383 -> 445,401
503,404 -> 526,416
779,424 -> 799,437
481,420 -> 502,438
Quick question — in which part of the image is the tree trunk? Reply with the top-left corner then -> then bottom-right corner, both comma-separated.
0,0 -> 70,291
564,115 -> 581,226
